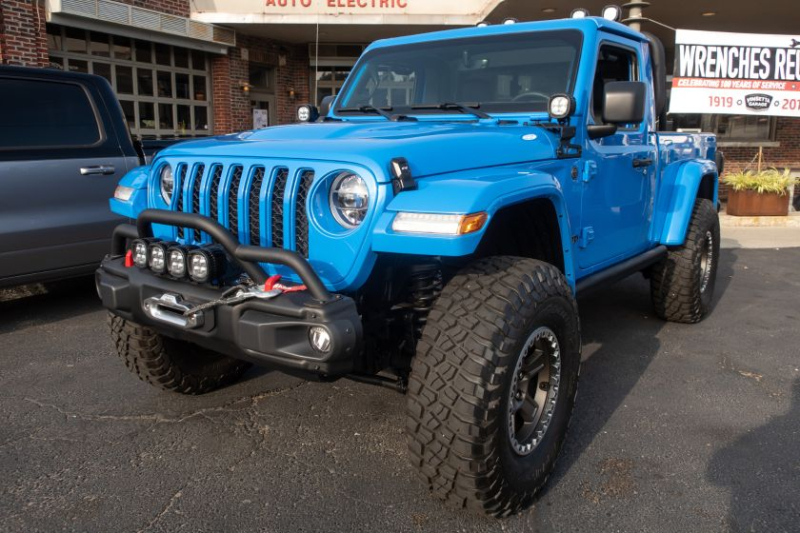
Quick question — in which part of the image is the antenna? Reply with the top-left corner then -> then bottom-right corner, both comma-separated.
314,0 -> 321,106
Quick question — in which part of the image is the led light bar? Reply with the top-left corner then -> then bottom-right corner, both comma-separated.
392,212 -> 488,236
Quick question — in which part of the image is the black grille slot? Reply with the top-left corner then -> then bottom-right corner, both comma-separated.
271,169 -> 288,249
190,164 -> 205,242
175,165 -> 187,240
228,166 -> 243,240
209,164 -> 223,222
295,171 -> 314,258
249,168 -> 265,246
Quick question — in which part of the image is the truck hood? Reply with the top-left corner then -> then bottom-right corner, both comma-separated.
159,120 -> 560,183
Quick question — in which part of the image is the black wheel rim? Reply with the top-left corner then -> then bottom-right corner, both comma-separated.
699,230 -> 714,294
507,326 -> 561,456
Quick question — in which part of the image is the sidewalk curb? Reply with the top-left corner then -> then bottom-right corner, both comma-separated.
719,212 -> 800,228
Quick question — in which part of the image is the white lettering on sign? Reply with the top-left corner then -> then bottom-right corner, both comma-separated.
264,0 -> 409,8
670,29 -> 800,117
191,0 -> 504,27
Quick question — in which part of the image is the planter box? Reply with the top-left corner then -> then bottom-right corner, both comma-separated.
726,189 -> 790,217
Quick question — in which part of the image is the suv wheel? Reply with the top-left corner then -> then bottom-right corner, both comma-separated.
651,198 -> 720,323
108,313 -> 251,395
406,256 -> 581,517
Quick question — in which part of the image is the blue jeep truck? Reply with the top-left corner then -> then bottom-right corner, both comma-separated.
97,17 -> 721,516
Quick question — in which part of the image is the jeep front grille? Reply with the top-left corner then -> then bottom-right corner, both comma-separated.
169,163 -> 315,257
209,164 -> 222,222
228,166 -> 243,241
271,169 -> 288,250
189,164 -> 205,242
175,164 -> 188,240
295,171 -> 314,258
248,167 -> 265,246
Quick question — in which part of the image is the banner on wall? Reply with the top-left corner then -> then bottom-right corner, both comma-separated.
670,29 -> 800,117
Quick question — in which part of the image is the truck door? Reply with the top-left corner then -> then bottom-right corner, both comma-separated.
578,42 -> 657,270
0,75 -> 131,282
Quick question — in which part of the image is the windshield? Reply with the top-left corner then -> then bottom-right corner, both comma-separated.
336,30 -> 582,116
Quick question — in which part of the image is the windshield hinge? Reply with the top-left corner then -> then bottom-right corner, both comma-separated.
582,161 -> 598,183
390,158 -> 417,195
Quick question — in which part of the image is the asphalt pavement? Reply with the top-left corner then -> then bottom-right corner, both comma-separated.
1,246 -> 799,532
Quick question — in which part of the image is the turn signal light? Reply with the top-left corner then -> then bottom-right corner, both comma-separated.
458,212 -> 489,235
392,212 -> 488,235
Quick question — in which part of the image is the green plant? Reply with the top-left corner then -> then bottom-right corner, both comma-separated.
722,168 -> 797,196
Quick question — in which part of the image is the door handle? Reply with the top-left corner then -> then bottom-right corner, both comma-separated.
632,158 -> 653,169
80,165 -> 116,175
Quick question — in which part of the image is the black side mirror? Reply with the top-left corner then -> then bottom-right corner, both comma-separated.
320,95 -> 336,117
603,81 -> 646,125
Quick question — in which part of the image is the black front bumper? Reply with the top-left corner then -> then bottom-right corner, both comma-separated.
96,210 -> 362,377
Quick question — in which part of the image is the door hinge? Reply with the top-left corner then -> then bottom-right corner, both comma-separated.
582,160 -> 598,183
579,227 -> 595,248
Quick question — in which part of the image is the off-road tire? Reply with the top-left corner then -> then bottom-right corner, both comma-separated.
406,256 -> 581,517
108,313 -> 251,395
651,198 -> 720,323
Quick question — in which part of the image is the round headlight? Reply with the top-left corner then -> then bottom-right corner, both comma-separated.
159,164 -> 174,204
329,172 -> 369,228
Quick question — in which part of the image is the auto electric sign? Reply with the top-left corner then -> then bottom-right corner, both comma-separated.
670,29 -> 800,117
191,0 -> 504,25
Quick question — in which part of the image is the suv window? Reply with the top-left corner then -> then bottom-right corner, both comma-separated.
591,45 -> 639,124
0,78 -> 102,150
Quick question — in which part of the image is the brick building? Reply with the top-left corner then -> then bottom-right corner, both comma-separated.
0,0 -> 798,206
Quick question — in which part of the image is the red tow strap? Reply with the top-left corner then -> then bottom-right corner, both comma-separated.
264,275 -> 307,293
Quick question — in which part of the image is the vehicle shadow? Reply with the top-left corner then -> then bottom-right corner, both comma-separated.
706,378 -> 800,532
0,276 -> 101,336
542,247 -> 737,490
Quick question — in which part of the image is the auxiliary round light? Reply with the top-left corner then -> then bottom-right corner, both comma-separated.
548,94 -> 575,120
167,246 -> 194,278
330,172 -> 369,229
502,18 -> 518,25
159,164 -> 174,205
309,326 -> 332,354
147,242 -> 175,274
297,104 -> 319,123
188,250 -> 211,283
602,4 -> 622,21
131,239 -> 151,269
570,8 -> 590,19
187,247 -> 224,283
476,20 -> 491,27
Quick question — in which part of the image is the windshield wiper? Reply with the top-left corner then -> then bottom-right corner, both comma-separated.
338,105 -> 395,120
411,102 -> 492,120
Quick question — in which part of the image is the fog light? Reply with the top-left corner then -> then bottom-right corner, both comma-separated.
309,326 -> 332,353
570,8 -> 589,18
167,246 -> 193,278
131,239 -> 152,268
187,247 -> 224,283
147,242 -> 175,274
548,94 -> 576,120
602,4 -> 622,22
188,250 -> 210,282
